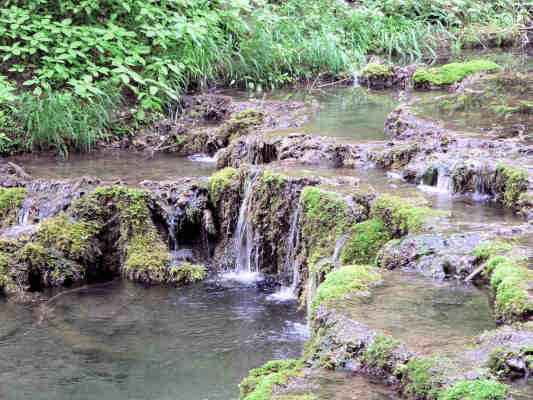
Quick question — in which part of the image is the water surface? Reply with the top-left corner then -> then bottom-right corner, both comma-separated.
0,280 -> 307,400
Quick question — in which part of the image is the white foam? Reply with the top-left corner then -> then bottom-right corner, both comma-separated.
188,153 -> 216,163
221,271 -> 262,284
267,286 -> 297,302
417,184 -> 452,196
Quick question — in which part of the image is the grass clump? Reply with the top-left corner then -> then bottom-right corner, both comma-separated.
340,218 -> 391,265
495,164 -> 529,209
439,379 -> 508,400
239,359 -> 304,400
311,265 -> 381,317
0,187 -> 26,226
371,194 -> 437,237
209,167 -> 239,204
168,262 -> 206,285
398,357 -> 444,399
362,333 -> 401,370
413,60 -> 501,87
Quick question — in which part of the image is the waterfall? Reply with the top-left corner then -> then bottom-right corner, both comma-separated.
472,164 -> 492,202
268,202 -> 302,301
224,171 -> 261,283
332,234 -> 349,269
418,165 -> 452,196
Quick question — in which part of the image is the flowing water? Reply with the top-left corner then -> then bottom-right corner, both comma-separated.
336,270 -> 496,355
0,280 -> 307,400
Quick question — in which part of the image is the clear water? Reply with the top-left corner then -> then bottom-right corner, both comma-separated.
0,280 -> 307,400
7,152 -> 216,184
336,271 -> 495,355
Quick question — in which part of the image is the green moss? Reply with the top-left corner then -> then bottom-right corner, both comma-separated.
488,256 -> 533,322
0,187 -> 26,226
472,240 -> 512,262
486,346 -> 533,378
123,231 -> 170,282
495,164 -> 528,208
36,214 -> 100,260
340,218 -> 391,265
362,333 -> 401,370
413,60 -> 501,87
361,63 -> 393,78
0,251 -> 10,292
439,379 -> 508,400
210,167 -> 239,204
168,262 -> 206,285
239,359 -> 304,400
311,265 -> 381,316
398,357 -> 444,399
371,194 -> 437,237
261,170 -> 286,187
221,109 -> 265,138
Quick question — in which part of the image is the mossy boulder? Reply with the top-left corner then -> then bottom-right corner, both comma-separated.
168,262 -> 206,285
339,218 -> 391,265
494,164 -> 529,210
413,59 -> 501,88
239,359 -> 304,400
0,187 -> 26,227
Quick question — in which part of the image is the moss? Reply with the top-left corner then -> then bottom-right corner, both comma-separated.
340,218 -> 391,265
123,231 -> 170,282
486,346 -> 533,378
495,164 -> 528,208
361,63 -> 393,78
371,194 -> 437,237
311,265 -> 381,317
439,379 -> 508,400
0,251 -> 10,292
362,333 -> 401,370
239,359 -> 304,400
488,256 -> 533,322
413,60 -> 501,87
209,167 -> 239,204
36,213 -> 100,260
168,262 -> 206,285
221,109 -> 265,138
398,357 -> 444,399
472,240 -> 512,262
261,170 -> 286,187
0,187 -> 26,226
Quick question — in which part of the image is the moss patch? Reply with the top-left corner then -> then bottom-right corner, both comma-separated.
413,59 -> 501,87
362,333 -> 401,370
239,359 -> 304,400
472,240 -> 512,262
209,167 -> 239,204
340,218 -> 391,265
371,194 -> 436,237
311,265 -> 381,316
495,164 -> 528,209
168,262 -> 206,285
439,379 -> 508,400
361,63 -> 393,78
0,187 -> 26,227
398,357 -> 445,399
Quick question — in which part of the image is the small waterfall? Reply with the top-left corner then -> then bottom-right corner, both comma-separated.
269,202 -> 302,301
418,165 -> 452,196
332,234 -> 349,269
225,171 -> 261,283
472,164 -> 492,202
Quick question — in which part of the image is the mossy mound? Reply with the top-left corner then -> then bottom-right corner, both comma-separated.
168,262 -> 206,285
494,164 -> 529,209
413,60 -> 500,88
310,265 -> 381,316
0,187 -> 26,227
239,359 -> 304,400
340,218 -> 391,265
361,63 -> 393,78
209,167 -> 239,204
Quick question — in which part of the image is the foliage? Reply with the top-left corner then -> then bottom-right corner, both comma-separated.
439,379 -> 508,400
239,358 -> 304,400
362,333 -> 401,370
168,262 -> 206,285
0,187 -> 26,226
209,167 -> 238,204
311,265 -> 381,316
361,64 -> 393,78
398,357 -> 444,399
472,240 -> 511,261
495,164 -> 529,208
413,59 -> 501,86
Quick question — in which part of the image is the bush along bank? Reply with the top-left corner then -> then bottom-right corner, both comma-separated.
0,0 -> 529,155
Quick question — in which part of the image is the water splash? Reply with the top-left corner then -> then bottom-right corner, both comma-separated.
332,234 -> 349,269
188,153 -> 217,163
418,165 -> 452,196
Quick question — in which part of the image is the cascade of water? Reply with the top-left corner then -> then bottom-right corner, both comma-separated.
418,165 -> 452,196
229,171 -> 260,281
472,164 -> 492,202
332,234 -> 349,269
269,202 -> 302,301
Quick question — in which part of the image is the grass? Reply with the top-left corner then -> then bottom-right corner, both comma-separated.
0,0 -> 528,154
439,379 -> 508,400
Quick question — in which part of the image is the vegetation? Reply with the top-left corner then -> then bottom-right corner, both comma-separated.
209,167 -> 238,204
413,59 -> 501,87
361,64 -> 393,78
495,164 -> 529,209
362,333 -> 401,370
340,218 -> 391,265
168,262 -> 206,285
439,379 -> 508,400
0,0 -> 527,155
310,265 -> 381,316
239,359 -> 304,400
398,357 -> 445,399
0,187 -> 26,226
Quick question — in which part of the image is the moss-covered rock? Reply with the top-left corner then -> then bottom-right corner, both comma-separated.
0,187 -> 26,227
413,60 -> 501,88
239,359 -> 304,400
494,164 -> 529,209
310,265 -> 381,317
209,167 -> 239,205
362,333 -> 401,371
398,356 -> 446,399
439,379 -> 508,400
371,194 -> 437,237
168,262 -> 206,285
339,219 -> 391,265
